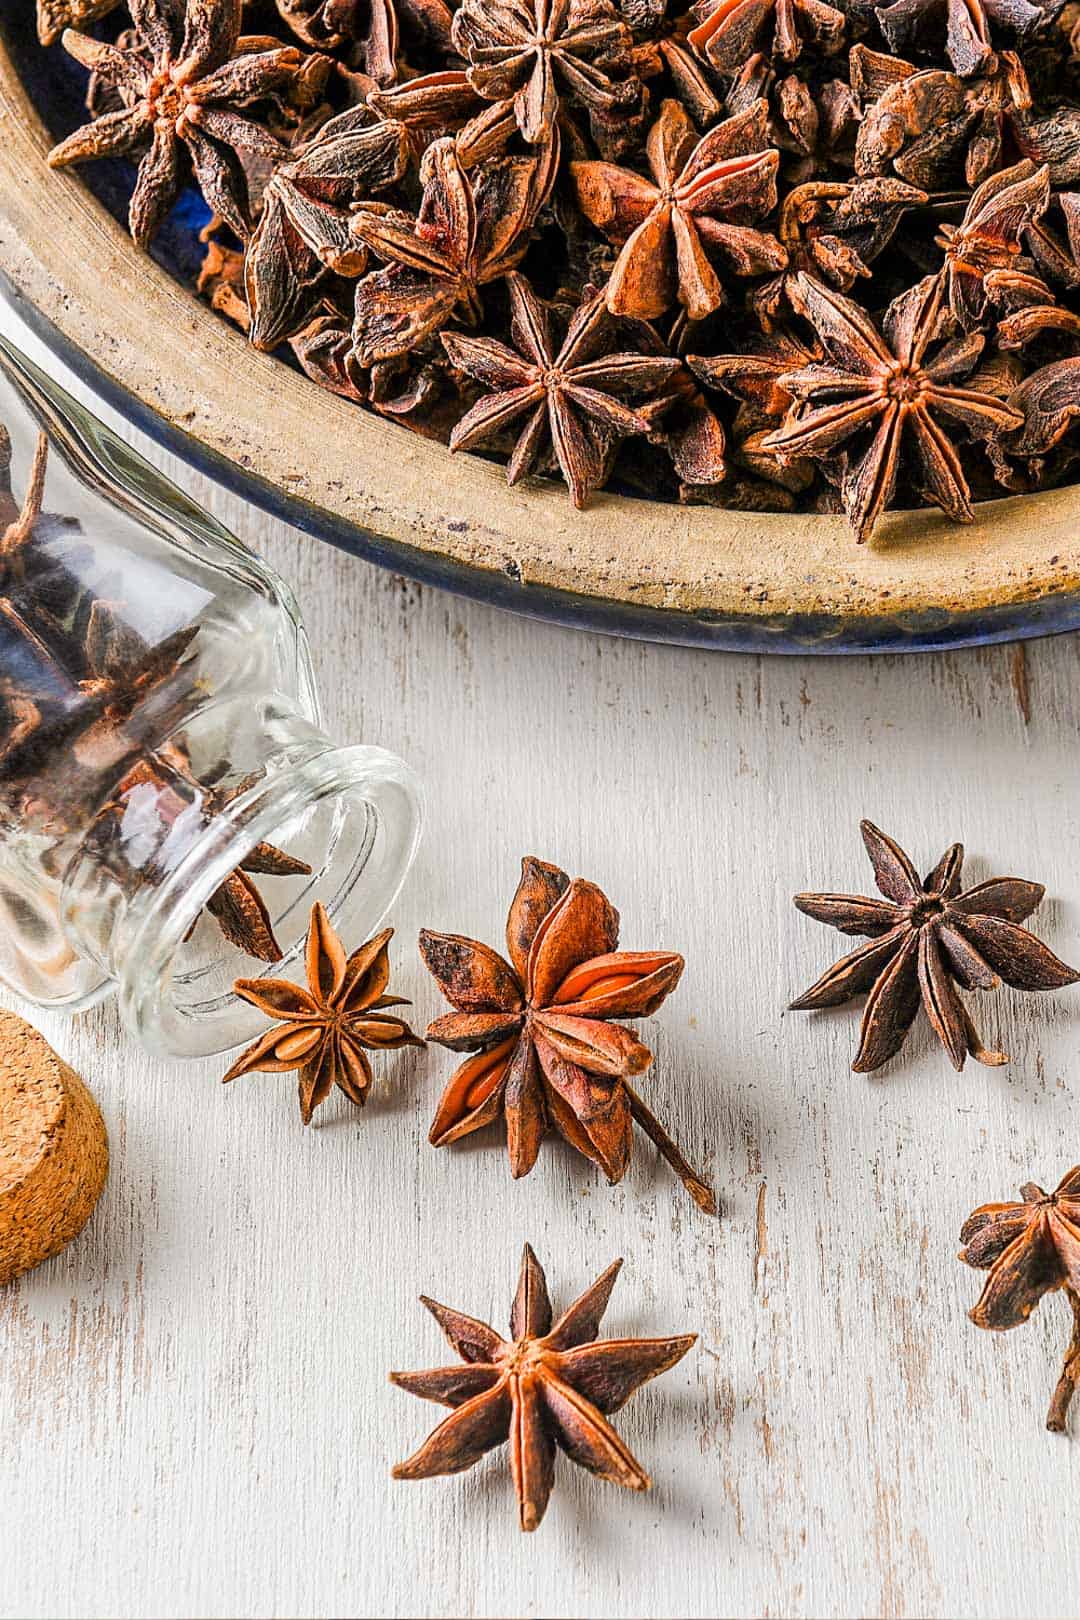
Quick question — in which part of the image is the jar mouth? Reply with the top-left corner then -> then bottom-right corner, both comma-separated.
114,743 -> 422,1057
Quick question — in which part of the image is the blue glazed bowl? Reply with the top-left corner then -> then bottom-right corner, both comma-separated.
3,15 -> 1080,654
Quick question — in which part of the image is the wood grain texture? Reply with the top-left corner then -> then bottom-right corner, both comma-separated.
1,308 -> 1079,1620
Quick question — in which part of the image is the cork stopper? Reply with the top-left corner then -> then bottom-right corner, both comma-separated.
0,1008 -> 108,1285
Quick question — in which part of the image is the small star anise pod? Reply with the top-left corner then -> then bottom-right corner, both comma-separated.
350,134 -> 557,364
790,819 -> 1080,1073
442,274 -> 682,505
761,271 -> 1023,541
223,900 -> 423,1123
937,159 -> 1050,331
451,0 -> 638,146
960,1167 -> 1080,1432
875,0 -> 1059,80
47,0 -> 313,246
391,1243 -> 697,1531
686,0 -> 845,73
1002,355 -> 1080,465
570,98 -> 786,321
419,855 -> 716,1211
36,0 -> 119,47
245,108 -> 409,351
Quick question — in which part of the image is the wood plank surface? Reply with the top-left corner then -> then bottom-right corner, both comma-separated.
1,306 -> 1078,1620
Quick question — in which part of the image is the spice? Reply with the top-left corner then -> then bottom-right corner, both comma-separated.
35,0 -> 119,47
40,0 -> 1080,532
391,1242 -> 697,1531
419,855 -> 716,1212
224,900 -> 423,1122
790,819 -> 1080,1072
960,1167 -> 1080,1433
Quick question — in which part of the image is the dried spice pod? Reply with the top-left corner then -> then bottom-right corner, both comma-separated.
960,1168 -> 1080,1432
0,1007 -> 107,1285
36,0 -> 120,47
419,854 -> 716,1211
391,1243 -> 697,1531
790,819 -> 1080,1072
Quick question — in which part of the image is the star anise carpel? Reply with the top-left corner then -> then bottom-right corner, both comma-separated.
47,0 -> 318,246
960,1167 -> 1080,1432
419,855 -> 716,1212
391,1243 -> 697,1531
224,900 -> 423,1122
687,0 -> 846,72
790,820 -> 1080,1073
761,271 -> 1024,540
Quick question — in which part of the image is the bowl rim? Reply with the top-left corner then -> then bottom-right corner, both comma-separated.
3,42 -> 1080,655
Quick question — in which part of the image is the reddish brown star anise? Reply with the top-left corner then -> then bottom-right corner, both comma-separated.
48,0 -> 318,246
451,0 -> 637,145
687,0 -> 845,72
418,856 -> 716,1211
761,271 -> 1023,540
391,1243 -> 697,1531
960,1167 -> 1080,1433
36,0 -> 119,47
442,273 -> 682,506
937,159 -> 1050,331
223,900 -> 423,1123
790,820 -> 1080,1072
350,135 -> 556,364
570,98 -> 785,321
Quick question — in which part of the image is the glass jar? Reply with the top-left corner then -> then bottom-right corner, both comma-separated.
0,330 -> 422,1057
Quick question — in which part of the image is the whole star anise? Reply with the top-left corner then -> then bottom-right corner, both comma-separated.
790,819 -> 1080,1073
391,1243 -> 697,1531
350,135 -> 557,364
960,1167 -> 1080,1432
418,855 -> 716,1211
47,0 -> 315,246
442,274 -> 682,506
761,272 -> 1024,541
223,900 -> 423,1123
687,0 -> 845,72
570,98 -> 786,321
451,0 -> 637,145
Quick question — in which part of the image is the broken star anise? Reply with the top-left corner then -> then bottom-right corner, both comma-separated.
960,1166 -> 1080,1432
790,819 -> 1080,1073
442,273 -> 682,506
47,0 -> 316,246
223,900 -> 423,1123
36,0 -> 119,47
570,98 -> 786,321
391,1243 -> 697,1531
418,855 -> 716,1211
762,271 -> 1024,541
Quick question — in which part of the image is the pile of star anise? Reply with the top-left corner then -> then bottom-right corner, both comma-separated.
32,0 -> 1080,536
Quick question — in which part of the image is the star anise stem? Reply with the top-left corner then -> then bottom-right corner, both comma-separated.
1047,1288 -> 1080,1433
624,1082 -> 717,1214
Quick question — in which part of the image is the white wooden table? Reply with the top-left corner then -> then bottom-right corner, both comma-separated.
2,305 -> 1079,1620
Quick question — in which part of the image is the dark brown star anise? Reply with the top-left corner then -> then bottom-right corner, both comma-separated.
418,855 -> 716,1211
875,0 -> 1056,81
452,0 -> 638,145
442,273 -> 682,505
570,98 -> 785,321
790,819 -> 1080,1072
350,135 -> 557,364
960,1167 -> 1080,1432
761,271 -> 1023,540
391,1243 -> 697,1531
47,0 -> 317,245
687,0 -> 845,72
223,900 -> 423,1122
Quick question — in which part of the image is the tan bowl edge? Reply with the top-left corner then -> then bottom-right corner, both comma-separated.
2,46 -> 1080,628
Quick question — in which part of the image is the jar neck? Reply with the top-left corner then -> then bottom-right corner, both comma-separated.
60,694 -> 422,1057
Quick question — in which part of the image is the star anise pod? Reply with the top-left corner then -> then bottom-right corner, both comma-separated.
442,274 -> 682,505
36,0 -> 119,47
761,271 -> 1023,540
363,72 -> 486,159
391,1243 -> 697,1531
960,1167 -> 1080,1432
790,819 -> 1080,1073
350,134 -> 557,364
274,0 -> 398,81
686,0 -> 845,73
936,159 -> 1050,330
223,900 -> 423,1122
875,0 -> 1060,80
1002,354 -> 1080,465
245,108 -> 409,351
570,98 -> 786,321
451,0 -> 639,146
418,855 -> 716,1211
47,0 -> 316,246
